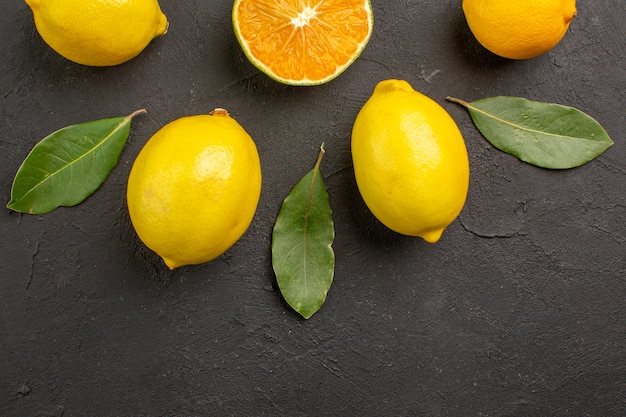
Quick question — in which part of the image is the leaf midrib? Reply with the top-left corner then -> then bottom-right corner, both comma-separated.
468,102 -> 600,143
300,167 -> 320,302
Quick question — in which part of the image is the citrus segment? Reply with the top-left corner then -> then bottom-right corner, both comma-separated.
233,0 -> 373,85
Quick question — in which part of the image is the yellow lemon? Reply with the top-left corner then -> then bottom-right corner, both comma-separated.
462,0 -> 577,59
351,79 -> 469,243
127,109 -> 262,269
25,0 -> 168,66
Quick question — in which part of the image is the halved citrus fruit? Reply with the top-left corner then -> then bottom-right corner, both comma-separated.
232,0 -> 373,86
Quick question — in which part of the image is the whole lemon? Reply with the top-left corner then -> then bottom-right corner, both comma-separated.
127,109 -> 262,269
462,0 -> 577,59
25,0 -> 168,66
351,80 -> 469,243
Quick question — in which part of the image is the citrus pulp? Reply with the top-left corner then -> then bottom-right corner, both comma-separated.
232,0 -> 373,85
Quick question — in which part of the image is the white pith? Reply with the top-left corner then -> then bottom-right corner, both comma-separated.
291,5 -> 319,28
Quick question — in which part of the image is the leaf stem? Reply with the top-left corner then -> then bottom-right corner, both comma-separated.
314,142 -> 326,172
446,96 -> 470,108
128,108 -> 147,119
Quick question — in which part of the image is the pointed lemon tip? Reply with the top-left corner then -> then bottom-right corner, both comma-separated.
162,257 -> 184,270
24,0 -> 39,9
156,13 -> 169,36
375,79 -> 414,94
419,229 -> 444,244
564,3 -> 577,23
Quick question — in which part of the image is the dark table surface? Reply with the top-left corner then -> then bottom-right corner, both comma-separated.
2,1 -> 625,416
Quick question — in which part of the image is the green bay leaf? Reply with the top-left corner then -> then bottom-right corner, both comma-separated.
447,96 -> 614,169
7,109 -> 145,214
272,144 -> 335,319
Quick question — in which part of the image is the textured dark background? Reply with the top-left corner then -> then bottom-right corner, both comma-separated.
1,1 -> 625,416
